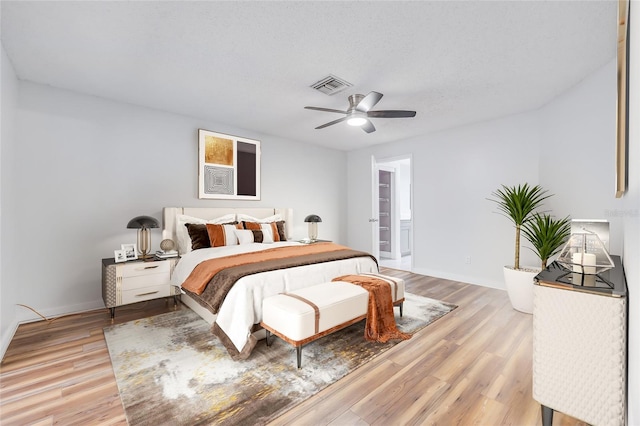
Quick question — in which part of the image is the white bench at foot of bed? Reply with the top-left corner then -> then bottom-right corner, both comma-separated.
260,275 -> 405,368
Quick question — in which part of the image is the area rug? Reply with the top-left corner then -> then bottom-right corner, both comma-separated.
103,293 -> 456,426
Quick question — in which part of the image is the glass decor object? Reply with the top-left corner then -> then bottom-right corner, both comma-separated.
571,219 -> 610,251
127,215 -> 160,260
304,214 -> 322,242
557,232 -> 615,275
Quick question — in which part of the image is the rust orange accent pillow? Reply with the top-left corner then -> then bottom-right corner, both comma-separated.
242,221 -> 261,231
206,223 -> 243,247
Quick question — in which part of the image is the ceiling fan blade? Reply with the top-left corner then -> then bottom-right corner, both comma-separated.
361,119 -> 376,133
367,110 -> 417,118
355,91 -> 383,113
304,106 -> 348,114
315,116 -> 348,129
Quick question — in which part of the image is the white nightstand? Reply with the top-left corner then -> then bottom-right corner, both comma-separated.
101,257 -> 180,319
297,239 -> 332,244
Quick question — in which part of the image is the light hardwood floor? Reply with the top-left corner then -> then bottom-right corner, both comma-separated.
0,269 -> 587,425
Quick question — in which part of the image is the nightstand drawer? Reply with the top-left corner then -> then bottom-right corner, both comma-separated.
121,284 -> 171,305
120,273 -> 171,291
120,261 -> 170,278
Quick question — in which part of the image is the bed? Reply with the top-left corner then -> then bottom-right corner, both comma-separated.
163,207 -> 379,359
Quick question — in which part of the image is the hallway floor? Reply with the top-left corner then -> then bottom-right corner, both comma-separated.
379,255 -> 411,271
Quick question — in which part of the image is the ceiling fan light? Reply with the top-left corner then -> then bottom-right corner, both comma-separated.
347,117 -> 367,126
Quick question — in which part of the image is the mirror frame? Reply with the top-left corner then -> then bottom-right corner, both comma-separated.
616,0 -> 629,198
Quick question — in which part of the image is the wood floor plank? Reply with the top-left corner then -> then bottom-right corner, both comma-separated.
272,358 -> 403,425
328,409 -> 368,426
0,269 -> 591,425
371,374 -> 450,425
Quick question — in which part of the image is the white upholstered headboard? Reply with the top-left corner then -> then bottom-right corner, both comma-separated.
162,207 -> 294,252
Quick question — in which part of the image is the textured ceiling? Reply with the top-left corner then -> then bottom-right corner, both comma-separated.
1,1 -> 617,151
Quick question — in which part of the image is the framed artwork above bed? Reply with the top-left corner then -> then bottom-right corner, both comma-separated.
198,129 -> 261,200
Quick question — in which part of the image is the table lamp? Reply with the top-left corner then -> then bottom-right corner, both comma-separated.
304,214 -> 322,242
127,215 -> 159,260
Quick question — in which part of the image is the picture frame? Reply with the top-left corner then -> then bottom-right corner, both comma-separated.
615,0 -> 629,198
198,129 -> 261,200
121,243 -> 138,261
114,249 -> 127,263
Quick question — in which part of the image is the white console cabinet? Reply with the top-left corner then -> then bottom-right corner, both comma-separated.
533,256 -> 627,426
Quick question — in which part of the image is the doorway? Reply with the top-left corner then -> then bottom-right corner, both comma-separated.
373,156 -> 412,271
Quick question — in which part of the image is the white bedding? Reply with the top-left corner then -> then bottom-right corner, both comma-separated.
171,242 -> 378,355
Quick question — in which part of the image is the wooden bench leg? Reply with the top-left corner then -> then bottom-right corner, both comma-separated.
297,346 -> 302,369
265,329 -> 272,347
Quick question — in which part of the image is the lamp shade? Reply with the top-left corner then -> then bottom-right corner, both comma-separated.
127,215 -> 159,229
304,214 -> 322,223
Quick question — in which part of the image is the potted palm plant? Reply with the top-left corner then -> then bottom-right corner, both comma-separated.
522,213 -> 572,269
489,183 -> 551,313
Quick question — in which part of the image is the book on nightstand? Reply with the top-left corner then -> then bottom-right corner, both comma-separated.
155,250 -> 179,259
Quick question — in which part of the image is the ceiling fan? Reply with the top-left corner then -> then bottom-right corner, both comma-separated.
304,91 -> 416,133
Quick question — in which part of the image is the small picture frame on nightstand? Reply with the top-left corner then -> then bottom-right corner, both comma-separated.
114,249 -> 126,263
121,243 -> 138,261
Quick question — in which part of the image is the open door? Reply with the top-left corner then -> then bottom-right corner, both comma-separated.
371,155 -> 412,271
377,165 -> 397,259
370,156 -> 380,261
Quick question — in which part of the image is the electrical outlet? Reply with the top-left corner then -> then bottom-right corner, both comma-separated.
465,256 -> 471,264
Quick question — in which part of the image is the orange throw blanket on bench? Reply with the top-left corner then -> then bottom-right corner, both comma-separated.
333,274 -> 411,343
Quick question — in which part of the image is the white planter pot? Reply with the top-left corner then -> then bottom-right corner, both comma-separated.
503,266 -> 540,314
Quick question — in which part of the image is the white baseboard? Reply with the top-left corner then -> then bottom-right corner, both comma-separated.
14,299 -> 105,323
1,299 -> 105,362
411,267 -> 506,291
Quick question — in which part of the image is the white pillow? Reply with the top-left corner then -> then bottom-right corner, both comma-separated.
235,229 -> 255,245
236,213 -> 282,223
259,224 -> 274,243
175,213 -> 235,254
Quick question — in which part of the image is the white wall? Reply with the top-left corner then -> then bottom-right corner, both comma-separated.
348,113 -> 541,289
0,80 -> 347,358
538,59 -> 624,255
0,44 -> 20,358
624,2 -> 639,422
